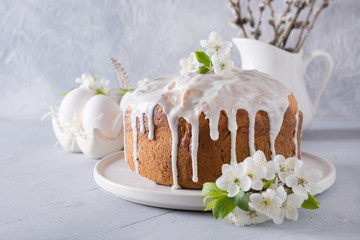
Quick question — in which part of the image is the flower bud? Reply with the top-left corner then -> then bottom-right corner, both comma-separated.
294,21 -> 303,28
259,3 -> 265,12
268,18 -> 275,26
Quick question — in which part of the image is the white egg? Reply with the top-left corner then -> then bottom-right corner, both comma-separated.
82,95 -> 122,137
59,88 -> 94,125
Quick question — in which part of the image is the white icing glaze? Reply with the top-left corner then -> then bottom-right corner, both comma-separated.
131,114 -> 139,173
191,121 -> 199,182
123,68 -> 292,187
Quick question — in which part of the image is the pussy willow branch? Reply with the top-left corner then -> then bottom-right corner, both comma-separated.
296,0 -> 315,49
246,0 -> 255,28
273,0 -> 292,46
229,0 -> 248,38
278,2 -> 305,48
267,0 -> 277,45
253,4 -> 265,39
295,0 -> 330,52
227,0 -> 331,52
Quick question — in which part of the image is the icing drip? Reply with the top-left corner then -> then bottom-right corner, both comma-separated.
230,130 -> 237,165
131,115 -> 139,173
227,110 -> 238,165
147,103 -> 156,140
191,121 -> 199,182
139,113 -> 145,134
168,115 -> 180,189
294,111 -> 299,157
268,107 -> 287,160
123,108 -> 127,161
123,69 -> 291,187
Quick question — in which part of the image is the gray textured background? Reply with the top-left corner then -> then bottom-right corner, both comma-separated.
0,0 -> 359,120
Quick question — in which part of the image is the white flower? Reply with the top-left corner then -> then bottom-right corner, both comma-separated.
96,78 -> 111,94
279,193 -> 304,223
285,161 -> 321,199
226,207 -> 270,226
200,31 -> 233,56
274,155 -> 301,183
211,54 -> 234,75
243,150 -> 279,190
250,188 -> 284,220
267,185 -> 303,223
75,73 -> 110,95
75,73 -> 94,88
179,52 -> 200,75
216,163 -> 251,197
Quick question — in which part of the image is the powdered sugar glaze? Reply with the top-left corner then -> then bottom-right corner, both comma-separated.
122,68 -> 296,189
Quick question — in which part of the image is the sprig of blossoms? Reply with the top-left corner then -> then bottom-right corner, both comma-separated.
61,73 -> 128,103
179,52 -> 200,75
75,73 -> 111,95
179,31 -> 234,75
202,150 -> 322,226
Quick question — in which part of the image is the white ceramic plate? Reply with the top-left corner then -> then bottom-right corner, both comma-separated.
94,151 -> 336,211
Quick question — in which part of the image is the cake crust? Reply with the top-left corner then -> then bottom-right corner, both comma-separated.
125,93 -> 302,189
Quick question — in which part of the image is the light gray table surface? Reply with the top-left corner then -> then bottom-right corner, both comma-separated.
0,117 -> 359,240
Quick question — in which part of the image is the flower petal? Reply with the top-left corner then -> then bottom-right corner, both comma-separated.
240,176 -> 251,191
249,193 -> 262,205
200,39 -> 208,48
276,186 -> 287,203
273,210 -> 285,224
285,175 -> 298,187
285,208 -> 299,221
274,154 -> 285,163
209,31 -> 220,41
292,185 -> 308,199
253,150 -> 266,164
227,185 -> 240,197
252,179 -> 264,190
286,193 -> 304,208
221,163 -> 231,173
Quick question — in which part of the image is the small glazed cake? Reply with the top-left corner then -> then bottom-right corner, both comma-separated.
122,69 -> 302,189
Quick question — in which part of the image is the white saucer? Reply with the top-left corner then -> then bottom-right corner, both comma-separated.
93,151 -> 336,211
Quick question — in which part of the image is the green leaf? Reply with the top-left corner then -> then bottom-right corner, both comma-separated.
199,65 -> 210,74
119,88 -> 134,96
60,88 -> 74,96
202,182 -> 224,196
263,176 -> 276,189
212,197 -> 236,219
204,199 -> 217,211
202,182 -> 227,205
96,89 -> 105,95
302,193 -> 320,209
203,191 -> 228,205
195,50 -> 211,65
233,190 -> 250,212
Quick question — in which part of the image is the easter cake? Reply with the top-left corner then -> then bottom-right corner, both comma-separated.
122,69 -> 303,189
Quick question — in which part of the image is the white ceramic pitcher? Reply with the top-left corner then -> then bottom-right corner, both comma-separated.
233,38 -> 333,130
